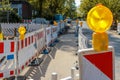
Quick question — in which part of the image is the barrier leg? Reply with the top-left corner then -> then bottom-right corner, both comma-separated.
51,72 -> 57,80
71,67 -> 75,80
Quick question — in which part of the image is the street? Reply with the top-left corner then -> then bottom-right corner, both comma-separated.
21,23 -> 120,80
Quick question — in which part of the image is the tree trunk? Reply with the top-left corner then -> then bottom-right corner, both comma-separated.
39,0 -> 44,17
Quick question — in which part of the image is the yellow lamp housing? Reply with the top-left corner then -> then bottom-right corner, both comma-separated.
0,32 -> 3,40
18,25 -> 26,40
92,32 -> 108,51
87,4 -> 113,33
53,21 -> 58,26
18,25 -> 26,35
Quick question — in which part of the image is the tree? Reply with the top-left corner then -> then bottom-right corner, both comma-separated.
27,0 -> 77,20
27,0 -> 47,17
79,0 -> 120,22
0,0 -> 22,23
64,0 -> 77,19
0,0 -> 12,22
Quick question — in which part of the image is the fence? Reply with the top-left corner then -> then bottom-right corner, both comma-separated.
0,22 -> 63,79
78,26 -> 88,49
0,40 -> 15,78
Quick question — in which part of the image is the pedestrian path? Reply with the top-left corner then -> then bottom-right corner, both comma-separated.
41,29 -> 79,80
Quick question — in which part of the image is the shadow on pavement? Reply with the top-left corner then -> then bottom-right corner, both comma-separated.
25,46 -> 57,80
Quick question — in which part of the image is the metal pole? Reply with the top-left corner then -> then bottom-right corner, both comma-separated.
7,11 -> 9,23
71,67 -> 75,80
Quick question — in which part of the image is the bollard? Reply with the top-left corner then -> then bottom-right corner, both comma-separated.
71,67 -> 75,80
51,72 -> 57,80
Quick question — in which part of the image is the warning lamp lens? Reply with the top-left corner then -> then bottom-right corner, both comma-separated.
87,4 -> 113,33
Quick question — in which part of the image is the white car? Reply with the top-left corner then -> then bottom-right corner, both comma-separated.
31,18 -> 49,24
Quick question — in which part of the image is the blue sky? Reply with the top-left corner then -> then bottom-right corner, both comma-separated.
75,0 -> 81,7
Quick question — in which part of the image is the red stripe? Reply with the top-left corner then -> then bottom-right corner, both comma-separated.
26,61 -> 28,65
0,42 -> 4,53
28,37 -> 30,45
22,65 -> 24,70
18,69 -> 20,74
10,70 -> 14,75
84,51 -> 113,80
0,73 -> 3,78
10,42 -> 14,52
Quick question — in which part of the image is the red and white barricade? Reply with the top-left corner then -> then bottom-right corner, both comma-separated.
0,40 -> 15,79
17,28 -> 46,73
51,26 -> 58,42
0,23 -> 59,79
78,46 -> 115,80
0,27 -> 46,79
46,27 -> 52,46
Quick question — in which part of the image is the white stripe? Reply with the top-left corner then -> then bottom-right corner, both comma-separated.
82,57 -> 110,80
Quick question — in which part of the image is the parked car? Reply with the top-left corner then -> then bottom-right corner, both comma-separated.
31,18 -> 49,24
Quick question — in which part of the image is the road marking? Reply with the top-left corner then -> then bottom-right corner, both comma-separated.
33,69 -> 37,73
30,73 -> 34,76
31,71 -> 36,74
27,76 -> 32,79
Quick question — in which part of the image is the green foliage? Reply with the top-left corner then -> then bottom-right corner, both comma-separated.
27,0 -> 77,20
78,0 -> 120,21
0,0 -> 22,23
0,11 -> 22,23
0,0 -> 12,11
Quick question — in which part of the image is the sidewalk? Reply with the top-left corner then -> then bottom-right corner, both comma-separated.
41,29 -> 79,80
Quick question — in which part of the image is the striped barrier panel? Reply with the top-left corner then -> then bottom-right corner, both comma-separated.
46,27 -> 52,46
58,22 -> 65,32
51,26 -> 58,42
0,40 -> 15,79
17,28 -> 46,74
0,28 -> 46,79
0,23 -> 59,79
78,46 -> 115,80
78,26 -> 88,49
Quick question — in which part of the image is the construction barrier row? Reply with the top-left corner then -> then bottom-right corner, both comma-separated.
78,25 -> 88,49
0,22 -> 63,79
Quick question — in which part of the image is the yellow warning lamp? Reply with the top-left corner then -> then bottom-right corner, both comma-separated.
64,19 -> 67,22
80,21 -> 83,27
87,4 -> 113,51
18,25 -> 26,40
0,33 -> 3,40
76,19 -> 79,25
53,21 -> 58,26
0,25 -> 3,40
